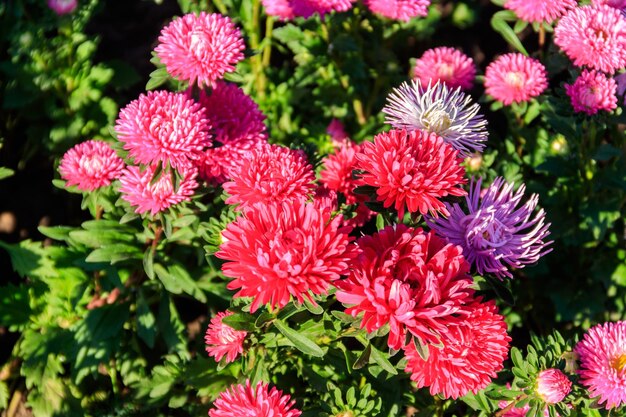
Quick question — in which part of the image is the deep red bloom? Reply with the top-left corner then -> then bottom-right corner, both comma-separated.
209,380 -> 301,417
196,139 -> 266,185
59,140 -> 124,191
204,311 -> 247,363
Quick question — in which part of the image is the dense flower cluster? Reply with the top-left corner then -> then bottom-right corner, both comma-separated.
209,380 -> 301,417
413,47 -> 476,90
565,70 -> 618,115
59,140 -> 125,191
484,53 -> 548,105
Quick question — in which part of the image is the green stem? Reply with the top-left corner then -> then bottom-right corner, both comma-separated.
262,17 -> 274,67
248,0 -> 267,98
212,0 -> 228,15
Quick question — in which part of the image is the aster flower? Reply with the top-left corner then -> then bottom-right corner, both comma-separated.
261,0 -> 355,20
365,0 -> 431,22
565,70 -> 618,115
223,144 -> 316,210
196,139 -> 266,185
204,311 -> 247,363
209,380 -> 301,417
155,12 -> 245,88
554,5 -> 626,74
504,0 -> 576,23
484,53 -> 548,105
413,47 -> 477,91
119,164 -> 198,216
427,177 -> 552,279
355,128 -> 467,219
48,0 -> 77,15
403,300 -> 511,399
497,402 -> 552,417
327,118 -> 349,145
115,91 -> 211,169
383,80 -> 488,156
593,0 -> 626,14
59,140 -> 124,192
575,321 -> 626,409
536,368 -> 572,404
336,225 -> 475,350
217,201 -> 356,312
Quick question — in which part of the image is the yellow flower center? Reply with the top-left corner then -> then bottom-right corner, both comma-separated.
421,105 -> 452,134
505,71 -> 525,89
613,354 -> 626,374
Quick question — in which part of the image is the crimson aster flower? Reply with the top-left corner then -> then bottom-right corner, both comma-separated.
536,368 -> 572,404
204,311 -> 247,364
413,47 -> 476,91
565,70 -> 618,115
575,321 -> 626,409
217,201 -> 356,312
209,380 -> 301,417
383,80 -> 488,156
336,225 -> 475,350
196,139 -> 266,185
484,53 -> 548,105
504,0 -> 576,23
403,300 -> 511,399
115,91 -> 210,169
427,177 -> 552,279
355,128 -> 466,219
48,0 -> 77,15
365,0 -> 431,22
155,12 -> 245,88
59,140 -> 124,191
554,5 -> 626,74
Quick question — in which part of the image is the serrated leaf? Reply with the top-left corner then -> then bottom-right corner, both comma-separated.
274,319 -> 324,357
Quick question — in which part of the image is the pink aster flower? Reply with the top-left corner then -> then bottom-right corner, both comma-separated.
484,53 -> 548,105
497,403 -> 552,417
413,47 -> 476,90
217,201 -> 356,312
204,311 -> 247,363
536,368 -> 572,404
365,0 -> 431,22
336,225 -> 475,350
355,128 -> 466,219
261,0 -> 355,19
565,70 -> 618,115
504,0 -> 576,23
155,12 -> 245,88
48,0 -> 77,15
119,164 -> 198,216
593,0 -> 626,15
209,380 -> 301,417
59,140 -> 124,191
196,139 -> 266,185
223,144 -> 316,210
327,118 -> 349,146
403,300 -> 511,399
554,5 -> 626,74
575,321 -> 626,409
115,91 -> 211,169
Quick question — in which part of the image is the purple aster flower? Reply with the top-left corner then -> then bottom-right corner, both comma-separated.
382,80 -> 488,157
427,177 -> 552,279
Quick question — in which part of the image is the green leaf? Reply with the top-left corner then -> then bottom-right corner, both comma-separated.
0,283 -> 31,329
274,319 -> 324,357
157,294 -> 186,352
221,312 -> 255,332
491,11 -> 528,55
0,167 -> 14,180
0,381 -> 8,410
370,345 -> 398,375
143,248 -> 155,280
593,144 -> 622,162
0,240 -> 56,279
85,244 -> 142,264
146,67 -> 170,90
303,298 -> 324,315
137,290 -> 156,348
376,214 -> 385,231
353,344 -> 372,370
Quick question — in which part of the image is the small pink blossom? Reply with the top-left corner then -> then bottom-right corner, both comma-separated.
565,70 -> 618,115
59,140 -> 124,192
204,311 -> 247,363
365,0 -> 431,21
504,0 -> 576,23
484,53 -> 548,105
210,380 -> 301,417
536,369 -> 572,404
48,0 -> 77,15
413,47 -> 476,90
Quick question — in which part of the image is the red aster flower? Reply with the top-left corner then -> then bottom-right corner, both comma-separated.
355,128 -> 466,219
195,139 -> 266,186
209,380 -> 301,417
204,311 -> 247,363
59,140 -> 124,191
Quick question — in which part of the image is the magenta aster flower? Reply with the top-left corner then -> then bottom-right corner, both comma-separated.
413,47 -> 477,91
536,368 -> 572,404
59,140 -> 124,192
365,0 -> 431,22
119,165 -> 198,216
196,139 -> 266,185
484,53 -> 548,105
261,0 -> 355,19
575,321 -> 626,409
155,12 -> 245,88
209,380 -> 301,417
427,177 -> 552,279
565,70 -> 618,115
47,0 -> 77,15
383,80 -> 488,156
204,311 -> 247,363
593,0 -> 626,14
504,0 -> 576,23
115,91 -> 210,169
554,5 -> 626,74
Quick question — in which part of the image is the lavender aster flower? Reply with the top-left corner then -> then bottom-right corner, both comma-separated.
382,80 -> 488,157
427,177 -> 552,279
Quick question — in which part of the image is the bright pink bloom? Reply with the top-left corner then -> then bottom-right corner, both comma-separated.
554,5 -> 626,74
593,0 -> 626,14
119,165 -> 198,215
575,321 -> 626,409
327,118 -> 349,146
355,128 -> 466,219
504,0 -> 576,23
196,139 -> 266,185
484,53 -> 548,105
336,225 -> 475,350
565,70 -> 618,115
59,140 -> 124,191
217,201 -> 356,312
115,91 -> 210,169
365,0 -> 431,22
155,12 -> 245,88
209,380 -> 301,417
497,403 -> 552,417
204,311 -> 247,363
47,0 -> 77,15
403,300 -> 511,399
223,144 -> 316,210
413,47 -> 476,90
536,368 -> 572,404
261,0 -> 355,20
